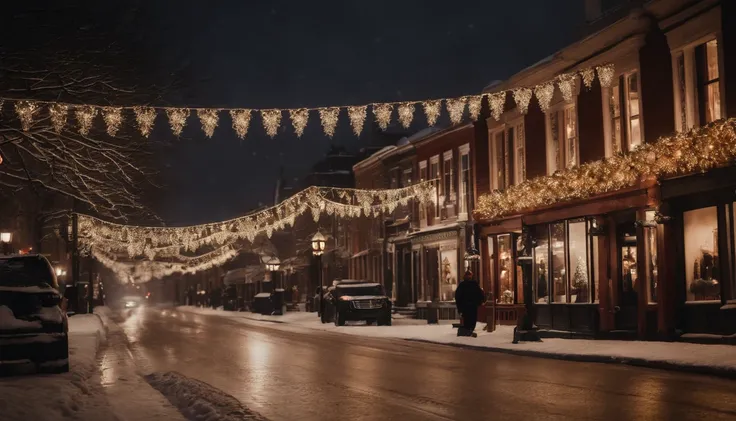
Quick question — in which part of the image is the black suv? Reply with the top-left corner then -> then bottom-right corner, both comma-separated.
0,254 -> 69,373
324,281 -> 391,326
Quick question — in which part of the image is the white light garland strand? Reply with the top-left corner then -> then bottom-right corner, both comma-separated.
197,109 -> 220,138
318,107 -> 340,138
467,95 -> 483,121
557,73 -> 576,102
397,102 -> 415,129
289,108 -> 309,138
49,103 -> 69,133
581,68 -> 596,90
229,109 -> 252,139
261,109 -> 282,138
488,92 -> 505,121
513,88 -> 533,115
102,107 -> 123,137
134,107 -> 157,137
597,64 -> 615,88
15,101 -> 38,131
534,83 -> 555,113
446,98 -> 466,125
347,105 -> 367,136
372,103 -> 393,130
422,100 -> 442,126
75,105 -> 98,136
166,108 -> 190,137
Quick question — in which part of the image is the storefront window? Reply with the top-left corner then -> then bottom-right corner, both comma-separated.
533,225 -> 549,303
439,249 -> 457,302
646,225 -> 658,303
487,236 -> 495,302
592,233 -> 600,303
684,207 -> 720,302
498,234 -> 514,303
568,219 -> 589,303
551,223 -> 567,303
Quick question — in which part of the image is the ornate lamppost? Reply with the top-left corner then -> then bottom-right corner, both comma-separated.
311,232 -> 326,321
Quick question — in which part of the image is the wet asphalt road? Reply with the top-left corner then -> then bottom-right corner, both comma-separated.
114,306 -> 736,421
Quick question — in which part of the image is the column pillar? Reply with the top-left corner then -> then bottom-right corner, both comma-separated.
595,216 -> 614,331
635,209 -> 649,339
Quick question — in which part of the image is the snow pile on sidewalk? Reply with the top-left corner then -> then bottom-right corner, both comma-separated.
178,305 -> 736,375
0,309 -> 110,421
146,371 -> 268,421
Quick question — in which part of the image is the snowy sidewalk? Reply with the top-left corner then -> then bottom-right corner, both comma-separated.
179,306 -> 736,378
0,310 -> 112,421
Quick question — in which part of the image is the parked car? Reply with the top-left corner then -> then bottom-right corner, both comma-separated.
323,281 -> 392,326
0,254 -> 69,373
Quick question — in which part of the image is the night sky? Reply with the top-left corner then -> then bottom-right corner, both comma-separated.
4,1 -> 586,225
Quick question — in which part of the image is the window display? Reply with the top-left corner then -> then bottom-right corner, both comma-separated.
684,207 -> 720,301
551,222 -> 567,303
646,225 -> 658,303
533,225 -> 549,303
621,245 -> 638,305
568,219 -> 589,303
498,234 -> 514,303
439,249 -> 458,302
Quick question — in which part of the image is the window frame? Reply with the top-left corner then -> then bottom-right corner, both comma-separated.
509,119 -> 525,185
624,71 -> 643,151
458,143 -> 471,220
488,127 -> 508,191
546,102 -> 579,173
429,155 -> 440,221
418,160 -> 428,227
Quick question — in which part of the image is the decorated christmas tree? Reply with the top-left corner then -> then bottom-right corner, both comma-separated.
572,256 -> 588,302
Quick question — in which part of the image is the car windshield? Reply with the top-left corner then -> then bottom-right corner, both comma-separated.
0,256 -> 57,288
336,285 -> 383,297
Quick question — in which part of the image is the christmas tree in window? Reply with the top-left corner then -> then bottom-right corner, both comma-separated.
571,256 -> 588,303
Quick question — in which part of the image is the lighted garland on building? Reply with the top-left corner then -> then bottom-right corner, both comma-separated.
78,183 -> 435,262
473,119 -> 736,221
0,64 -> 613,139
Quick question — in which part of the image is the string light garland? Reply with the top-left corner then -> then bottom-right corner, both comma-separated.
398,102 -> 415,129
79,182 -> 436,263
488,92 -> 505,121
134,107 -> 157,137
473,119 -> 736,221
347,105 -> 367,136
289,108 -> 309,138
15,101 -> 38,131
261,109 -> 282,138
229,109 -> 252,139
318,107 -> 340,138
75,105 -> 98,136
0,63 -> 610,139
372,103 -> 393,130
534,83 -> 555,113
197,109 -> 219,138
513,88 -> 533,115
446,98 -> 466,125
102,107 -> 123,137
166,108 -> 189,137
423,100 -> 442,126
467,95 -> 483,121
49,103 -> 68,133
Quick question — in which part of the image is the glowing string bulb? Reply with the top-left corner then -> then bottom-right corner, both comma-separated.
467,95 -> 483,121
513,88 -> 532,115
229,109 -> 252,139
347,106 -> 367,136
581,68 -> 595,90
15,101 -> 38,131
372,103 -> 393,130
534,83 -> 555,113
446,98 -> 466,125
597,64 -> 615,88
422,100 -> 442,126
75,106 -> 98,136
166,108 -> 190,137
197,109 -> 219,138
318,107 -> 340,138
49,103 -> 69,133
134,107 -> 157,137
102,107 -> 123,137
289,108 -> 309,138
261,109 -> 282,138
397,102 -> 415,129
488,92 -> 506,121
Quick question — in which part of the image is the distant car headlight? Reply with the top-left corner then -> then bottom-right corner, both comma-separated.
124,301 -> 137,308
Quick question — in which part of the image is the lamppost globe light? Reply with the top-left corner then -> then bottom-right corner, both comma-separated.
0,232 -> 12,244
266,256 -> 280,272
55,267 -> 63,277
311,232 -> 326,256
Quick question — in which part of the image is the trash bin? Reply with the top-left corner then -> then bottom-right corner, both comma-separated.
271,289 -> 285,315
253,292 -> 273,315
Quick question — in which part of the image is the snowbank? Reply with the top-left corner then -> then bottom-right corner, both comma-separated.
178,306 -> 736,376
0,310 -> 109,421
146,371 -> 268,421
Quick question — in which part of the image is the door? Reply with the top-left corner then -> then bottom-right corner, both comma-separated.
615,222 -> 639,331
426,248 -> 439,301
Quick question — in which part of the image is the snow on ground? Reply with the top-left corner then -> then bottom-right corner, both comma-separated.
146,371 -> 268,421
0,309 -> 111,421
178,306 -> 736,374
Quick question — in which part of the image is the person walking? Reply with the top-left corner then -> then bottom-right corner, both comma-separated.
454,270 -> 485,337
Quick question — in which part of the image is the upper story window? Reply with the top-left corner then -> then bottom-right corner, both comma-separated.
419,161 -> 427,224
510,122 -> 525,184
489,129 -> 509,191
547,104 -> 577,173
605,71 -> 642,156
673,38 -> 723,132
402,168 -> 412,187
430,156 -> 440,219
458,144 -> 471,219
442,150 -> 454,204
489,121 -> 524,189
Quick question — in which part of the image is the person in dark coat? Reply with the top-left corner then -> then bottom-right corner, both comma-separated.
454,270 -> 485,337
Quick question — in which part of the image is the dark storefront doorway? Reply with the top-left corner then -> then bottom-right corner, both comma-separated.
615,216 -> 639,331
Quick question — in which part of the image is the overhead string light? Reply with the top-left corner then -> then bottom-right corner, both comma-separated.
318,107 -> 340,138
446,98 -> 466,125
48,103 -> 69,133
557,73 -> 576,102
372,103 -> 393,130
597,64 -> 615,88
534,83 -> 555,113
15,101 -> 38,131
423,100 -> 442,126
134,107 -> 157,137
513,88 -> 532,115
229,109 -> 252,139
261,109 -> 282,138
167,108 -> 190,137
197,109 -> 219,138
347,105 -> 367,136
467,95 -> 483,121
581,68 -> 596,90
102,107 -> 123,137
75,105 -> 98,136
488,92 -> 506,121
397,102 -> 415,129
289,108 -> 309,138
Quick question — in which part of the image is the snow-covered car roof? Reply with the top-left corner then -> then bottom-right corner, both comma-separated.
335,283 -> 381,289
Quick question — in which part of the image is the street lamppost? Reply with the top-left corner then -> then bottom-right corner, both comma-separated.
266,256 -> 281,288
0,231 -> 13,255
311,232 -> 326,319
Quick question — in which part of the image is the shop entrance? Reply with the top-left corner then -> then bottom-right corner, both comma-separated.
615,215 -> 639,331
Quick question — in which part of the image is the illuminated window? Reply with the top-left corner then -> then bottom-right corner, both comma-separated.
511,122 -> 525,184
419,161 -> 427,224
672,38 -> 722,131
626,72 -> 642,150
696,39 -> 721,125
547,105 -> 578,172
458,144 -> 471,218
430,156 -> 440,219
489,129 -> 508,190
684,207 -> 720,302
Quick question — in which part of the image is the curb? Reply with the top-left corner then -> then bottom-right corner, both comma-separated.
405,338 -> 736,379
